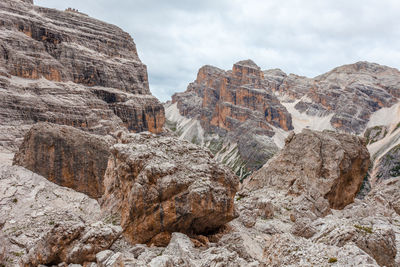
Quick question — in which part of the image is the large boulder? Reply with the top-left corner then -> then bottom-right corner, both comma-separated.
13,122 -> 113,199
101,131 -> 239,244
245,129 -> 370,209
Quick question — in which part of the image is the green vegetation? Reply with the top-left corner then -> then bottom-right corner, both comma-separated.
49,220 -> 55,225
104,213 -> 120,226
328,257 -> 338,263
12,198 -> 17,203
364,125 -> 387,145
207,138 -> 224,154
354,224 -> 373,234
191,136 -> 200,145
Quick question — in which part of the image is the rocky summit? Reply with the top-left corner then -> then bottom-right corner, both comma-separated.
1,0 -> 400,267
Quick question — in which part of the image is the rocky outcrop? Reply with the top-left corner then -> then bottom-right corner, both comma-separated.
0,0 -> 164,153
101,131 -> 239,244
245,129 -> 370,209
172,60 -> 293,133
167,60 -> 292,177
13,122 -> 112,199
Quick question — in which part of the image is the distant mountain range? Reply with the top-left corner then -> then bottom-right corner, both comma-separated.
165,60 -> 400,184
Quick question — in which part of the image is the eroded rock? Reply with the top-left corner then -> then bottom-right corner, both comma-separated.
101,131 -> 239,244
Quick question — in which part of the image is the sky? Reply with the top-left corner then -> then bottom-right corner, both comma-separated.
36,0 -> 400,102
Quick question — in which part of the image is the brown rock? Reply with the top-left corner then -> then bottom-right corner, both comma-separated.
100,131 -> 239,244
148,232 -> 172,247
245,129 -> 370,209
13,122 -> 112,199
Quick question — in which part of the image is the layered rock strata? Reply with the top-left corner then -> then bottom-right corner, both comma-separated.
0,0 -> 164,153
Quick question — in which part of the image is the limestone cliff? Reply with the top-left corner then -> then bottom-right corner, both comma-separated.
0,0 -> 165,152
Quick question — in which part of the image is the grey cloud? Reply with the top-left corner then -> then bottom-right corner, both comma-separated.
36,0 -> 400,101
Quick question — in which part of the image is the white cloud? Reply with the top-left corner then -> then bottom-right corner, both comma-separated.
35,0 -> 400,101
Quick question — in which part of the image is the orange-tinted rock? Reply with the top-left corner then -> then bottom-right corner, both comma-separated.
172,60 -> 292,134
170,60 -> 292,176
13,123 -> 112,199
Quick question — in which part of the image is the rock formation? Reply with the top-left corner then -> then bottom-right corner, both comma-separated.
166,60 -> 399,180
13,122 -> 113,199
101,131 -> 239,244
0,0 -> 165,154
167,60 -> 292,177
245,129 -> 370,209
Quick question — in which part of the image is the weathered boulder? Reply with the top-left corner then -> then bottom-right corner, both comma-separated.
101,131 -> 239,244
245,129 -> 370,209
13,122 -> 112,199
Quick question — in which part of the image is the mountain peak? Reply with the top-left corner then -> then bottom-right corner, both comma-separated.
233,59 -> 260,70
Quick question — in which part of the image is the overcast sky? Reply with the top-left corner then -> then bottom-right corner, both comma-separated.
36,0 -> 400,102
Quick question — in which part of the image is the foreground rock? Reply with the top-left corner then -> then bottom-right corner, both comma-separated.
0,163 -> 121,266
245,129 -> 370,209
0,0 -> 164,153
13,122 -> 113,199
101,131 -> 239,244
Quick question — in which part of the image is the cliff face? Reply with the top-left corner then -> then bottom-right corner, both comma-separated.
169,60 -> 292,177
0,0 -> 165,152
172,60 -> 293,134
